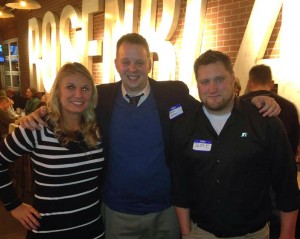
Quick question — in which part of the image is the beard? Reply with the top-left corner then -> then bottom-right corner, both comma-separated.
201,94 -> 235,114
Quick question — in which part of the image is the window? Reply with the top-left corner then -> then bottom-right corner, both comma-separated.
0,45 -> 4,63
0,38 -> 20,91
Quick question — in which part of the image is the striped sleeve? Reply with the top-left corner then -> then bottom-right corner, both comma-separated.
0,126 -> 35,210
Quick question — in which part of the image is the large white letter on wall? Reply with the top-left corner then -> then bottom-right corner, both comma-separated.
280,0 -> 300,115
42,11 -> 60,92
156,0 -> 180,40
123,0 -> 140,33
140,0 -> 157,37
28,17 -> 42,90
82,0 -> 104,71
179,0 -> 207,97
140,0 -> 180,81
102,0 -> 181,82
103,0 -> 127,83
104,0 -> 142,83
234,0 -> 283,93
60,5 -> 82,65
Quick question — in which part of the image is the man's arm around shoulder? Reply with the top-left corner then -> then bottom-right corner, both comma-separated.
19,106 -> 48,130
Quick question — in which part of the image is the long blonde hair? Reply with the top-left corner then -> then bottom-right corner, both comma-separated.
46,62 -> 100,148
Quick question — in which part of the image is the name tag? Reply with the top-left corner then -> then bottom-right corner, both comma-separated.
193,140 -> 212,151
169,104 -> 183,119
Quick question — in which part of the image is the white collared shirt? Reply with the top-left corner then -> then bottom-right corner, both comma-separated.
121,80 -> 150,107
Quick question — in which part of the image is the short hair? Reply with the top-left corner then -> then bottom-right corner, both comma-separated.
5,87 -> 14,94
116,33 -> 150,59
249,64 -> 272,85
47,62 -> 100,148
5,87 -> 14,98
194,50 -> 234,78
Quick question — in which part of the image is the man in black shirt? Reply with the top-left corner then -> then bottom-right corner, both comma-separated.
240,64 -> 300,239
5,87 -> 27,110
171,50 -> 299,238
241,64 -> 299,155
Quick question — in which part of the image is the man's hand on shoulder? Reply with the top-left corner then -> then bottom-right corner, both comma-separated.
251,95 -> 281,117
19,106 -> 48,130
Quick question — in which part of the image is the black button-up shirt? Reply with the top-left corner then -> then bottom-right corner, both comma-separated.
171,98 -> 299,237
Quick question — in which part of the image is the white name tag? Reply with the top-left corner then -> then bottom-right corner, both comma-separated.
169,104 -> 183,119
193,140 -> 212,151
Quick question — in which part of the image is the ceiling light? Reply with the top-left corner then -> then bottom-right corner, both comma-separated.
0,7 -> 14,18
6,0 -> 41,10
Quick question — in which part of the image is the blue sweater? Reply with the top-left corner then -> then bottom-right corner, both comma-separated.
103,90 -> 171,214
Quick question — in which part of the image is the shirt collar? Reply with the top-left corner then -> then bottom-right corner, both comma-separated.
122,80 -> 150,106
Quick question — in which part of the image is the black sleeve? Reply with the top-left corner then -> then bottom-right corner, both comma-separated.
170,117 -> 191,208
268,117 -> 299,212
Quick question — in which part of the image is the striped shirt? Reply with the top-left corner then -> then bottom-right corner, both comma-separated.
0,125 -> 105,239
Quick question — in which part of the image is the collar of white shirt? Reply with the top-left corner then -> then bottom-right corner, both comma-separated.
121,80 -> 150,107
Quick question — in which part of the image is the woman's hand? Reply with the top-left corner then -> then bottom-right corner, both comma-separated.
10,203 -> 41,230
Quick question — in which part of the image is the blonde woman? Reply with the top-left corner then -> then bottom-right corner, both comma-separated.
0,62 -> 104,239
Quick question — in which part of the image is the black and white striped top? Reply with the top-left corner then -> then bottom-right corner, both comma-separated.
0,125 -> 105,239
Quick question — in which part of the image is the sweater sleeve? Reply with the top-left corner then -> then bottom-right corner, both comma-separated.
0,126 -> 35,211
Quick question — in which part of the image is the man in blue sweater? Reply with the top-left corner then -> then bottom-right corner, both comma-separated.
21,33 -> 280,239
97,33 -> 199,238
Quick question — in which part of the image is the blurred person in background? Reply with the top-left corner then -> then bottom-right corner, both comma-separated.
241,64 -> 299,155
234,77 -> 241,96
240,64 -> 300,239
5,87 -> 27,110
7,98 -> 19,118
24,87 -> 40,115
0,96 -> 16,139
36,93 -> 48,109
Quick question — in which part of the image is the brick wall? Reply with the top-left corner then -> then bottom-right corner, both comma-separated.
200,0 -> 282,61
200,0 -> 254,62
92,12 -> 104,85
265,7 -> 282,58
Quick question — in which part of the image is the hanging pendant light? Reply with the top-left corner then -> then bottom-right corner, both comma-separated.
0,7 -> 14,18
6,0 -> 41,10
